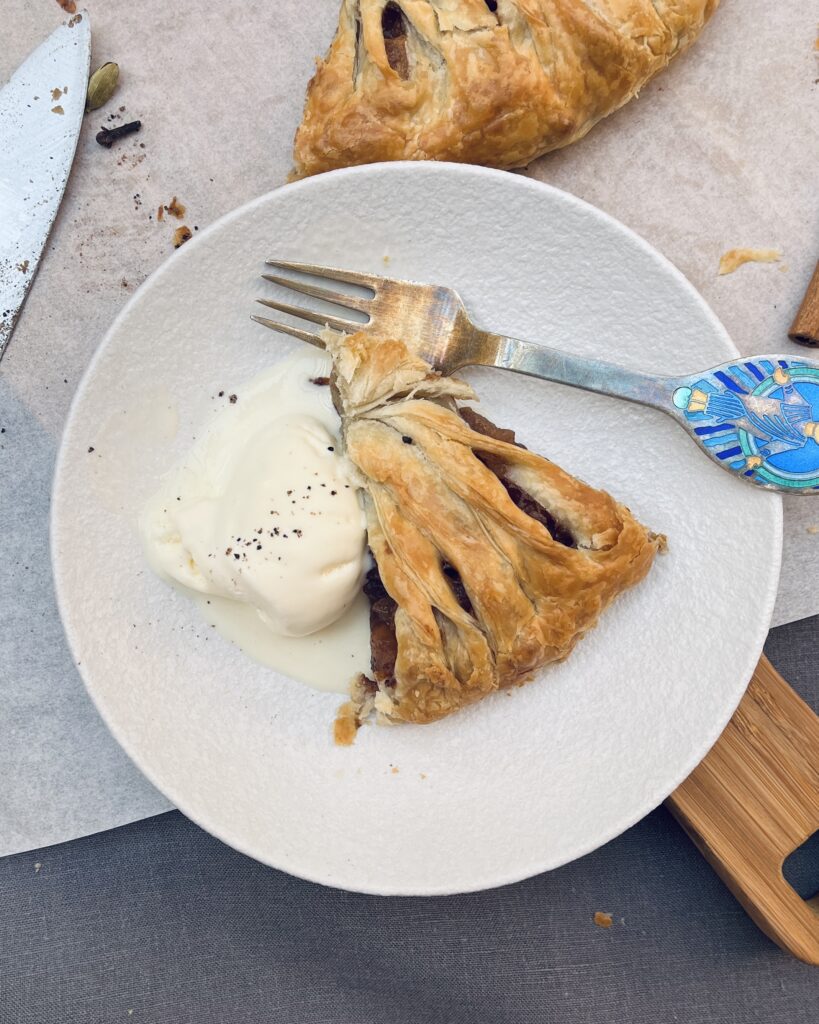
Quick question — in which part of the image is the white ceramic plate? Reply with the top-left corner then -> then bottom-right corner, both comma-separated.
52,163 -> 781,895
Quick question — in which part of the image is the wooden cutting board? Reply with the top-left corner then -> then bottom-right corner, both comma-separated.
667,655 -> 819,964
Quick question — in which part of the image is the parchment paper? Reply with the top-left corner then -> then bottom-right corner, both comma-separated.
1,0 -> 816,857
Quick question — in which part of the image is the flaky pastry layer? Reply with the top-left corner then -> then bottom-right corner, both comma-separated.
294,0 -> 719,178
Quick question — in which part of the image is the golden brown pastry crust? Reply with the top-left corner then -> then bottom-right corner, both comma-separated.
327,330 -> 663,727
293,0 -> 720,178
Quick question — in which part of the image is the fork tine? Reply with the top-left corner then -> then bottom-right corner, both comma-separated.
250,314 -> 325,349
261,273 -> 370,314
256,297 -> 358,333
266,259 -> 383,291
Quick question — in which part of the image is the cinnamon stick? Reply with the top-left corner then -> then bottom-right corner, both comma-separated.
789,259 -> 819,346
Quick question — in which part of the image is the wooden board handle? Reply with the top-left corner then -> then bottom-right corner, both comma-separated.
666,655 -> 819,964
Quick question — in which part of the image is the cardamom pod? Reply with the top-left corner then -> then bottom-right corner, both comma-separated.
86,62 -> 119,111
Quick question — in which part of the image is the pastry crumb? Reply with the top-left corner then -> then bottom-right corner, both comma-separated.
166,196 -> 186,220
390,765 -> 399,774
172,225 -> 192,249
419,772 -> 427,780
593,911 -> 613,929
333,701 -> 360,746
56,0 -> 77,11
718,248 -> 781,276
807,525 -> 819,535
51,105 -> 64,115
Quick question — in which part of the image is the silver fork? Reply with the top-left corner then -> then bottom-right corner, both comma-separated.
253,260 -> 819,495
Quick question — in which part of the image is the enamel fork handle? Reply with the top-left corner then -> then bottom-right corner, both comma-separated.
482,340 -> 819,495
254,261 -> 818,494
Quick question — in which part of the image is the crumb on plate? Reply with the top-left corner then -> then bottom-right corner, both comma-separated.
333,701 -> 359,746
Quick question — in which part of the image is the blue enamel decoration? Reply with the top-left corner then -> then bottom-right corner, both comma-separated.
671,360 -> 819,491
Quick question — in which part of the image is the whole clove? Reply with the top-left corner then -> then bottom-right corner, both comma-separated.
96,120 -> 141,148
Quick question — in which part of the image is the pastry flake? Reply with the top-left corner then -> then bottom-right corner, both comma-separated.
293,0 -> 720,178
718,248 -> 782,276
326,330 -> 664,731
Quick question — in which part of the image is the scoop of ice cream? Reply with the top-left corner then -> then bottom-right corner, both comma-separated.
140,352 -> 366,637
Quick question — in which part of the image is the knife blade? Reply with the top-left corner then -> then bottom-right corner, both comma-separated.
0,14 -> 91,363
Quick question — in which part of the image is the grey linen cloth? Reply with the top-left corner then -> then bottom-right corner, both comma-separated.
0,616 -> 817,1024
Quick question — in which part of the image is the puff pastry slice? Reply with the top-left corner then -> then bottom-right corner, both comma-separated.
327,330 -> 664,739
293,0 -> 720,178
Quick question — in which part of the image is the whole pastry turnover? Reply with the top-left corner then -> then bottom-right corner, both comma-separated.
327,330 -> 664,742
293,0 -> 719,178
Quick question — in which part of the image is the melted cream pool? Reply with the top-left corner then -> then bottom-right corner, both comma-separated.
141,350 -> 371,695
191,591 -> 370,695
